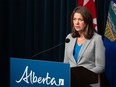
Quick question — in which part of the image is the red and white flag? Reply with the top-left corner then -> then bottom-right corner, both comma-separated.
78,0 -> 97,30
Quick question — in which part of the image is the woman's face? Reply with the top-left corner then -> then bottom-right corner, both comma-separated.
73,12 -> 86,32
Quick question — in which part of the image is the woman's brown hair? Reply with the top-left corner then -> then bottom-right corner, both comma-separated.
71,6 -> 97,39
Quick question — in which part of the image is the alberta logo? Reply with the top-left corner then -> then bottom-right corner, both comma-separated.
16,66 -> 64,86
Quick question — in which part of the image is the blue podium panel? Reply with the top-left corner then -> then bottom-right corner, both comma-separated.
10,57 -> 70,87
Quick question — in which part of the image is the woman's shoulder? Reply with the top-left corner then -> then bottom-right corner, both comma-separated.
93,32 -> 103,40
66,33 -> 73,38
93,32 -> 102,38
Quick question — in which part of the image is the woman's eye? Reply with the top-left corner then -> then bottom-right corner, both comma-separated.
78,18 -> 84,21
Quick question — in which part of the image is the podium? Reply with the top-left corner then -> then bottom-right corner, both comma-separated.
10,57 -> 70,87
71,66 -> 98,87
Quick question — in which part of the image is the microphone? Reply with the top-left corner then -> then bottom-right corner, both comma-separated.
65,38 -> 70,43
31,38 -> 70,58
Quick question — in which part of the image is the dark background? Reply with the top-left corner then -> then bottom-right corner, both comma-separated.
0,0 -> 111,87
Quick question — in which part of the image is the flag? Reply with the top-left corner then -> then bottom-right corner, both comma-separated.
104,0 -> 116,87
104,0 -> 116,41
78,0 -> 97,30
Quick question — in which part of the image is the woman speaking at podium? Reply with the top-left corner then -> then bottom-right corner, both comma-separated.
63,6 -> 105,87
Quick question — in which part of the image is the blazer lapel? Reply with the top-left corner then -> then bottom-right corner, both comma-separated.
78,39 -> 91,62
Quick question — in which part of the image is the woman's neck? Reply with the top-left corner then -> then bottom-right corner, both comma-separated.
77,34 -> 85,46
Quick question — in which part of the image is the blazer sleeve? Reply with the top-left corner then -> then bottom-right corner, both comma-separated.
63,42 -> 69,63
63,34 -> 71,63
63,33 -> 72,63
90,35 -> 105,74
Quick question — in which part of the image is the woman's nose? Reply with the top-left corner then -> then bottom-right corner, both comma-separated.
76,20 -> 79,24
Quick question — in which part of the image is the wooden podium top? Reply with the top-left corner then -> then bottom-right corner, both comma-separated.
71,66 -> 98,87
